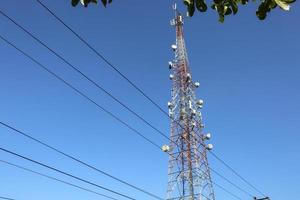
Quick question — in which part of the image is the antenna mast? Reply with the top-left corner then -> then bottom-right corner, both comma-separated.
166,4 -> 215,200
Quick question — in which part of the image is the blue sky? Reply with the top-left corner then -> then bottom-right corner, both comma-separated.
0,0 -> 299,200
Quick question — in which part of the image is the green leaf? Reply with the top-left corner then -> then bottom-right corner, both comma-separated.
71,0 -> 80,7
229,0 -> 238,14
71,0 -> 296,22
216,4 -> 226,22
83,0 -> 89,7
256,1 -> 268,20
225,6 -> 233,15
184,0 -> 193,6
185,0 -> 196,16
196,0 -> 208,12
211,3 -> 217,9
214,0 -> 223,4
284,0 -> 296,3
188,4 -> 196,16
241,0 -> 248,4
71,0 -> 98,7
274,0 -> 290,10
101,0 -> 107,7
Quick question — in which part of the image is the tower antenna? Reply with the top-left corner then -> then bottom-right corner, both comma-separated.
166,6 -> 215,200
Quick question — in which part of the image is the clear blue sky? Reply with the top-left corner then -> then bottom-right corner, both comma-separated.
0,0 -> 299,200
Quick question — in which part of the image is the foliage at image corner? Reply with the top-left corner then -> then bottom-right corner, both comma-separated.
71,0 -> 296,23
71,0 -> 111,8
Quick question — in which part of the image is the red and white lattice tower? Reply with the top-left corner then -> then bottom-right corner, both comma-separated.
165,5 -> 215,200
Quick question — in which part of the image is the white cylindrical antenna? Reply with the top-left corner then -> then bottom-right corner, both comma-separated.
186,73 -> 191,81
189,100 -> 192,109
169,111 -> 174,118
173,3 -> 177,11
169,74 -> 174,80
168,61 -> 173,69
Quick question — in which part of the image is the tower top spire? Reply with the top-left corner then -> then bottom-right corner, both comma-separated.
172,3 -> 178,16
170,3 -> 184,26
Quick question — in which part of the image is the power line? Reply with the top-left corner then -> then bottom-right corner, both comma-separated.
210,151 -> 266,197
0,8 -> 169,142
0,160 -> 219,200
32,4 -> 267,197
0,160 -> 118,200
0,34 -> 161,150
0,7 -> 264,197
0,12 -> 209,188
0,147 -> 136,200
0,34 -> 164,200
194,167 -> 245,200
0,121 -> 163,200
37,0 -> 199,160
0,35 -> 253,200
35,0 -> 168,117
0,197 -> 15,200
0,160 -> 210,200
0,120 -> 245,200
209,167 -> 253,197
212,181 -> 243,200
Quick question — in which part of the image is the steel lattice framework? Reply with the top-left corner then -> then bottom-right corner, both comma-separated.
166,7 -> 215,200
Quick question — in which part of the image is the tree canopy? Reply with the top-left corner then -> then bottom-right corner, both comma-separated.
71,0 -> 296,22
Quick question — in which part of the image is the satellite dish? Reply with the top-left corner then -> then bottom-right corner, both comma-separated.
204,133 -> 211,140
194,82 -> 200,88
162,145 -> 170,152
206,144 -> 213,151
197,99 -> 204,106
171,44 -> 177,51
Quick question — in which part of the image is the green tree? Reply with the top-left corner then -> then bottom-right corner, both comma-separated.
71,0 -> 296,22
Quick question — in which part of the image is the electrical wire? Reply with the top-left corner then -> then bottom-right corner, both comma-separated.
36,0 -> 168,117
209,167 -> 253,197
0,160 -> 118,200
212,182 -> 243,200
0,121 -> 163,200
0,6 -> 265,198
0,120 -> 245,200
210,151 -> 266,197
33,2 -> 267,197
0,197 -> 15,200
0,34 -> 161,151
0,147 -> 136,200
0,8 -> 169,142
194,166 -> 246,200
0,34 -> 251,200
